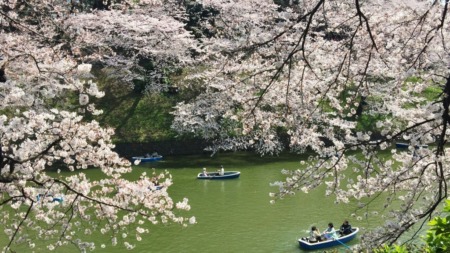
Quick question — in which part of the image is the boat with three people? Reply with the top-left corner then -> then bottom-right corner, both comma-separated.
298,227 -> 359,250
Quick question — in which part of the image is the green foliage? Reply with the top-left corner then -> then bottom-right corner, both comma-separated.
373,200 -> 450,253
355,113 -> 385,132
81,63 -> 212,143
374,244 -> 409,253
402,77 -> 442,107
425,200 -> 450,253
92,72 -> 181,142
421,85 -> 442,101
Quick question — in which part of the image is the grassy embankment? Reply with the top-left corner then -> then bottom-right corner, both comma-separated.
90,70 -> 442,148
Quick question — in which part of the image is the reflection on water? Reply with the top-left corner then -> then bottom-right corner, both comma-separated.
220,181 -> 225,192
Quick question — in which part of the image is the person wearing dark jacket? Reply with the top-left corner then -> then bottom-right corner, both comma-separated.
340,220 -> 352,235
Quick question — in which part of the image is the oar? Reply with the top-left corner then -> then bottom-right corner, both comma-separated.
333,235 -> 351,250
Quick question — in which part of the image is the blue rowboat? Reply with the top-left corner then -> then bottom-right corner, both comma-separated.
36,194 -> 63,203
131,154 -> 163,163
298,227 -> 359,250
395,143 -> 429,149
395,142 -> 409,149
197,171 -> 240,180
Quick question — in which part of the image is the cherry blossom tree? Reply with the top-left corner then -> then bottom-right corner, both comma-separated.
171,0 -> 450,249
0,0 -> 196,251
2,0 -> 449,250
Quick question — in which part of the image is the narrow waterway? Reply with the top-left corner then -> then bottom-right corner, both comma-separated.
128,152 -> 385,253
1,152 -> 389,253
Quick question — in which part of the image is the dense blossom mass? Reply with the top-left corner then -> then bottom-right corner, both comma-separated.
1,0 -> 449,251
170,0 -> 450,249
0,0 -> 195,252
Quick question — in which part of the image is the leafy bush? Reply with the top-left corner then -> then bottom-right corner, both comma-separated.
425,200 -> 450,253
374,245 -> 409,253
374,200 -> 450,253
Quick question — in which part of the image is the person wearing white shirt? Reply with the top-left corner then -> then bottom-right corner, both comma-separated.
322,222 -> 337,240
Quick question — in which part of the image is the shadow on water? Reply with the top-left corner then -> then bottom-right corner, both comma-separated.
143,151 -> 312,170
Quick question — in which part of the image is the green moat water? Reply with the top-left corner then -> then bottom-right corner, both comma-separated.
3,152 -> 389,253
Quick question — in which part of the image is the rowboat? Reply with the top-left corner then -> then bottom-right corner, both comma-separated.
131,153 -> 163,163
298,227 -> 359,250
395,142 -> 409,149
197,171 -> 240,180
36,194 -> 63,203
395,143 -> 429,149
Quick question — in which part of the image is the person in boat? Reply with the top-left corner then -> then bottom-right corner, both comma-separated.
202,167 -> 208,176
322,222 -> 337,240
308,226 -> 322,243
340,220 -> 352,235
219,165 -> 224,176
151,176 -> 160,186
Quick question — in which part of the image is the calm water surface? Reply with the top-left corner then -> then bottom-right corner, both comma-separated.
2,152 -> 388,253
128,152 -> 384,253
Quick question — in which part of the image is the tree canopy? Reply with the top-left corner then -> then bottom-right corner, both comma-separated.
0,0 -> 195,251
170,0 -> 450,249
1,0 -> 449,251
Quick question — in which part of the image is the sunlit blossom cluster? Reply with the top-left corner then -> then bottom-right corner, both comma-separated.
170,0 -> 450,249
0,1 -> 195,252
2,0 -> 450,250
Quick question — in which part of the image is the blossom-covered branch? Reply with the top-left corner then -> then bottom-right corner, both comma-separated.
1,1 -> 197,251
172,0 -> 450,249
